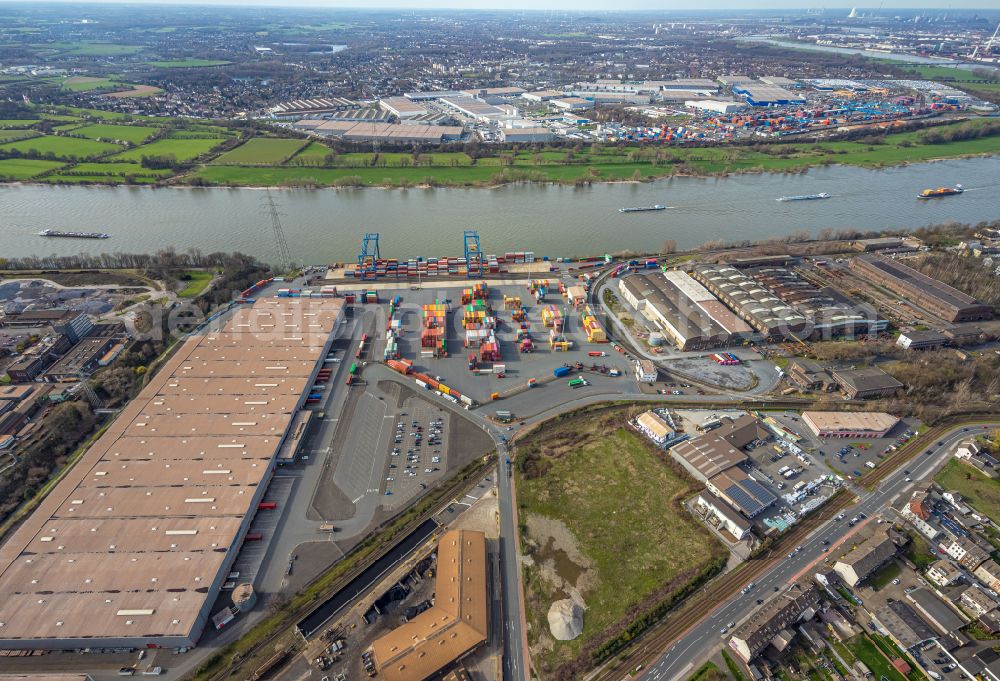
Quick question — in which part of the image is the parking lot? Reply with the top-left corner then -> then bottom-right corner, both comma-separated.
381,392 -> 450,511
767,412 -> 923,481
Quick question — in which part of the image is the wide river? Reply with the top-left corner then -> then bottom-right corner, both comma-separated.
3,157 -> 998,264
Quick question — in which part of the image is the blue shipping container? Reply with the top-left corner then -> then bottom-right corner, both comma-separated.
553,366 -> 571,378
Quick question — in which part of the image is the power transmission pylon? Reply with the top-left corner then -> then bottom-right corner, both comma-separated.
265,190 -> 292,273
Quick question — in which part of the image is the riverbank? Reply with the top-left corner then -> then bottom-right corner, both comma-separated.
3,111 -> 998,190
171,119 -> 1000,188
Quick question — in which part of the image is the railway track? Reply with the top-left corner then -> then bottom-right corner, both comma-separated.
588,490 -> 853,681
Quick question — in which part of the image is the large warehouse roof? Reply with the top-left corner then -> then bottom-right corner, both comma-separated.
373,530 -> 487,681
0,298 -> 343,649
801,411 -> 899,435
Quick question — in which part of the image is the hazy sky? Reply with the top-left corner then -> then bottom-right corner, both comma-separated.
4,0 -> 998,9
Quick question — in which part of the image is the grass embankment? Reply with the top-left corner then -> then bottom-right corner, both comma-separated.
176,270 -> 213,298
516,407 -> 725,677
935,458 -> 1000,525
186,118 -> 1000,188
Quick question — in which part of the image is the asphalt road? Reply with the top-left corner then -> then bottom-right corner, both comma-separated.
636,422 -> 999,681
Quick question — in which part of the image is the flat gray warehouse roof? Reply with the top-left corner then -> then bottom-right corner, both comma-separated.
0,298 -> 344,649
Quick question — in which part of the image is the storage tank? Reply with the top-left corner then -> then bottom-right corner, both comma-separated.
648,333 -> 665,347
233,583 -> 257,612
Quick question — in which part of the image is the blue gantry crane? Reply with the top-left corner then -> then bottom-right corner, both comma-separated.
358,232 -> 381,278
464,230 -> 483,279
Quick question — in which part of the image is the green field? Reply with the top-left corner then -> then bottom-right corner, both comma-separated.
177,270 -> 213,297
286,141 -> 333,165
849,635 -> 907,681
43,174 -> 159,185
0,158 -> 64,180
72,124 -> 161,145
109,136 -> 224,162
0,134 -> 121,159
147,59 -> 231,68
211,137 -> 307,165
61,76 -> 116,92
516,408 -> 724,674
935,458 -> 1000,524
185,119 -> 1000,188
0,129 -> 37,142
0,119 -> 39,129
62,43 -> 144,56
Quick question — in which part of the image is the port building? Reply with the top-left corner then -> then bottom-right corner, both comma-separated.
830,367 -> 903,399
692,265 -> 809,340
749,266 -> 886,338
0,298 -> 345,650
372,530 -> 487,681
618,271 -> 753,350
669,414 -> 763,484
801,411 -> 899,438
849,256 -> 993,323
379,96 -> 429,118
732,84 -> 806,106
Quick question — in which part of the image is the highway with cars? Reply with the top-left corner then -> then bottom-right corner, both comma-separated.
634,422 -> 999,681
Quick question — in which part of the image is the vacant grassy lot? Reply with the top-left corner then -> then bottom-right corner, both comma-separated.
0,158 -> 64,180
109,135 -> 224,162
0,134 -> 121,159
71,124 -> 161,145
935,458 -> 1000,524
177,270 -> 213,297
147,59 -> 232,68
211,137 -> 307,165
516,407 -> 724,675
61,76 -> 120,92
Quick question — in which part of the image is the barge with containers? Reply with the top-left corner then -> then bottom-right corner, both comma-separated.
776,193 -> 831,202
917,184 -> 963,199
37,229 -> 110,239
619,205 -> 667,213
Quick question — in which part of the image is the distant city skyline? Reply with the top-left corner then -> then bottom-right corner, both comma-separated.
2,0 -> 998,10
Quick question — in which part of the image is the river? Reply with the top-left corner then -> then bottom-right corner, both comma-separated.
746,37 -> 999,73
3,157 -> 998,264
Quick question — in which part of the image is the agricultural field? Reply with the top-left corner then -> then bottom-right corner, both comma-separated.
515,407 -> 725,676
184,119 -> 1000,187
0,129 -> 37,142
0,119 -> 40,129
71,124 -> 161,145
211,137 -> 307,165
0,158 -> 64,180
147,59 -> 232,68
935,458 -> 1000,525
286,141 -> 333,165
60,76 -> 119,92
60,42 -> 144,56
104,85 -> 162,99
0,134 -> 122,159
108,135 -> 225,162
